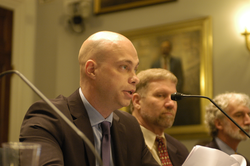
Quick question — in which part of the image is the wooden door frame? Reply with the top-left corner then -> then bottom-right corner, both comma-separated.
0,0 -> 36,142
0,7 -> 13,145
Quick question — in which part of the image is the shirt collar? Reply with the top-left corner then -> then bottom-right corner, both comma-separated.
140,125 -> 165,150
215,137 -> 236,155
79,88 -> 113,127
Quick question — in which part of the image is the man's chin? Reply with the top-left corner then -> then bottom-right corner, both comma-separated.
119,100 -> 130,109
234,132 -> 249,141
241,133 -> 249,140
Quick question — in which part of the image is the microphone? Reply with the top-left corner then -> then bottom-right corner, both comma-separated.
0,70 -> 103,165
171,92 -> 250,138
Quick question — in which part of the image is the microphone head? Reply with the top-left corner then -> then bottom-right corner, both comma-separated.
171,92 -> 183,101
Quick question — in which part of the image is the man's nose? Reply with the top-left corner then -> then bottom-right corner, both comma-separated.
164,96 -> 176,108
130,74 -> 140,85
244,113 -> 250,125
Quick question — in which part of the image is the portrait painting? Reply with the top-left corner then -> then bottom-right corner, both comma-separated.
94,0 -> 176,14
122,17 -> 213,139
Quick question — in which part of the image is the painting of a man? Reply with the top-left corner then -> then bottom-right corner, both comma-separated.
151,40 -> 184,93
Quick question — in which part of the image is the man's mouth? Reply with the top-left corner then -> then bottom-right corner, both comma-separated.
124,90 -> 135,96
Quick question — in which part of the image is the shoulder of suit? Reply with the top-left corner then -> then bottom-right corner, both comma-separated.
30,94 -> 67,109
114,109 -> 134,118
164,133 -> 185,146
113,110 -> 139,124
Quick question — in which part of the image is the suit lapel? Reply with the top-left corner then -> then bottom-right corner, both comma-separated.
165,134 -> 181,166
67,90 -> 96,166
111,112 -> 128,166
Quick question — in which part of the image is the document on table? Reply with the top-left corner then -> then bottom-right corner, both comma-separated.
182,145 -> 246,166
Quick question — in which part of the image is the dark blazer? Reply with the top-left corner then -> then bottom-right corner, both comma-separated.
206,139 -> 250,166
165,133 -> 189,166
19,89 -> 160,166
151,56 -> 184,93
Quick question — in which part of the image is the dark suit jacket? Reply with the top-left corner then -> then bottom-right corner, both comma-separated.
19,89 -> 160,166
0,148 -> 2,166
151,56 -> 184,93
206,139 -> 250,166
165,133 -> 189,166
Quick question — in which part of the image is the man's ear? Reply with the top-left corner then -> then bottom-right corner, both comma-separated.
215,119 -> 224,130
132,93 -> 141,110
85,60 -> 97,79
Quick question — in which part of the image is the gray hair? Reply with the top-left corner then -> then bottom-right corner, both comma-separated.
205,92 -> 250,137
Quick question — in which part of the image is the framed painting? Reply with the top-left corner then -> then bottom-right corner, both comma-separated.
121,17 -> 213,139
94,0 -> 176,14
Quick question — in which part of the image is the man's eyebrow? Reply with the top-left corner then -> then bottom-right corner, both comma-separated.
233,111 -> 245,114
120,60 -> 139,67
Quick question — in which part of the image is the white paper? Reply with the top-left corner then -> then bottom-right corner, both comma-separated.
231,154 -> 247,166
182,145 -> 246,166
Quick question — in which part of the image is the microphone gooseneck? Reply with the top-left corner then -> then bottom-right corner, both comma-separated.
0,70 -> 103,166
171,92 -> 250,138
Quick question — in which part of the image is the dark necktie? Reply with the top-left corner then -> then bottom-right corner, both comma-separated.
156,137 -> 173,166
164,57 -> 168,70
101,121 -> 111,166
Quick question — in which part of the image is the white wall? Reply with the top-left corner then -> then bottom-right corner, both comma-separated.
4,0 -> 250,160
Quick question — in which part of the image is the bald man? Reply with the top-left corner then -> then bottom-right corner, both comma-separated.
20,31 -> 160,166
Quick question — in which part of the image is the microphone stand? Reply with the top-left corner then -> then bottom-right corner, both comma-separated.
172,92 -> 250,138
0,70 -> 103,165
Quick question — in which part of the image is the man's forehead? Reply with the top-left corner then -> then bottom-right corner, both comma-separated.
227,103 -> 250,113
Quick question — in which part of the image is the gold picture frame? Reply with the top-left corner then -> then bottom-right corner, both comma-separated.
122,17 -> 213,139
94,0 -> 176,14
